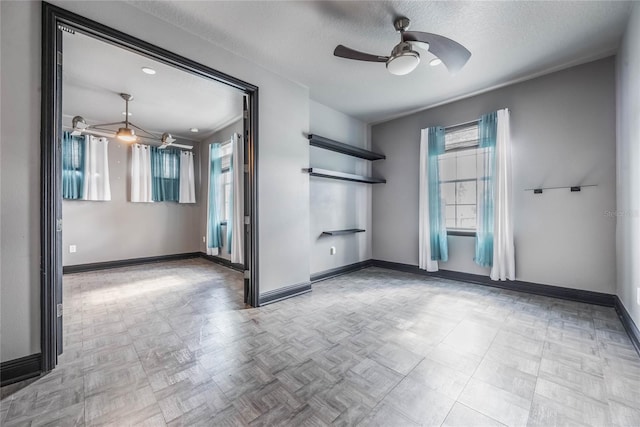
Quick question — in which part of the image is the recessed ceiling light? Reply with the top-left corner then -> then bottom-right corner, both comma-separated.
429,58 -> 442,67
141,67 -> 156,75
122,111 -> 132,116
190,128 -> 199,133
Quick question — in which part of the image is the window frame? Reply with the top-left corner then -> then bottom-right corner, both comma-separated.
441,120 -> 481,235
221,166 -> 231,223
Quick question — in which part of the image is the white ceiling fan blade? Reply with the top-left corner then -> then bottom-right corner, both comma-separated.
172,143 -> 192,150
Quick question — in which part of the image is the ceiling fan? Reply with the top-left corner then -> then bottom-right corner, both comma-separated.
158,132 -> 191,150
70,93 -> 192,150
334,17 -> 471,76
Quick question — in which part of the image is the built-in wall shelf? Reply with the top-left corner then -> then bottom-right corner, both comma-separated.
308,134 -> 385,161
322,229 -> 366,236
304,168 -> 386,184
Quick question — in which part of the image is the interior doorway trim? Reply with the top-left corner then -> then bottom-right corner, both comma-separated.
41,2 -> 260,373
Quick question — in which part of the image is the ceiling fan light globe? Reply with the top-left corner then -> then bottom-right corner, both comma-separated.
116,127 -> 137,142
72,115 -> 88,130
386,51 -> 420,75
161,132 -> 176,144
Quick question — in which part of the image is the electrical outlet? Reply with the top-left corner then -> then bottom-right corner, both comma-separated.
202,236 -> 206,243
637,287 -> 640,306
330,246 -> 336,255
69,245 -> 76,253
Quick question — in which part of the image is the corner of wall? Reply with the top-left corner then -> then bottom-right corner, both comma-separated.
615,2 -> 640,329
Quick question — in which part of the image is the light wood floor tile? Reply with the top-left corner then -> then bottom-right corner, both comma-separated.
442,402 -> 506,427
382,374 -> 456,425
2,260 -> 639,426
458,378 -> 530,427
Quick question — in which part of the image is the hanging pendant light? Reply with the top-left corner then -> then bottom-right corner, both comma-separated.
115,93 -> 137,142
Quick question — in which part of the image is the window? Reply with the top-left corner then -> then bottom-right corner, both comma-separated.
220,144 -> 233,222
439,122 -> 483,231
161,153 -> 179,179
62,132 -> 85,200
221,170 -> 231,222
151,148 -> 180,202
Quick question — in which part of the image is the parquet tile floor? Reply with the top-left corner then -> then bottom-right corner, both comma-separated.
2,259 -> 639,426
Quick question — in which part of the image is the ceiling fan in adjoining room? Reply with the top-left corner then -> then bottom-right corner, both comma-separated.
70,92 -> 193,149
334,16 -> 471,76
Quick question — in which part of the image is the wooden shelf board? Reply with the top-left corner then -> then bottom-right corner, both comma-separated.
304,168 -> 386,184
308,134 -> 385,161
322,229 -> 366,236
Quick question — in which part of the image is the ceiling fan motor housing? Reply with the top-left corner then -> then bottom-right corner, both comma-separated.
391,42 -> 419,58
387,42 -> 421,75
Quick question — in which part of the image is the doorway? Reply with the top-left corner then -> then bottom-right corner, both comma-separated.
41,2 -> 259,373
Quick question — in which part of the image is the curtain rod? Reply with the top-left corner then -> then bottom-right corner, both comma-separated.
444,109 -> 511,131
444,119 -> 479,130
212,132 -> 242,146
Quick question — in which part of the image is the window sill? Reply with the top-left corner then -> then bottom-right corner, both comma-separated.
447,229 -> 476,237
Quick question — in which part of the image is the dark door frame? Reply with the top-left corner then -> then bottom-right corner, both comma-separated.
41,2 -> 260,372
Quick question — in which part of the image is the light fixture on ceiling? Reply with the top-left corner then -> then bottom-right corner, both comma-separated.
122,111 -> 132,116
70,116 -> 88,136
141,67 -> 156,75
429,58 -> 442,67
386,42 -> 420,76
116,127 -> 136,142
334,16 -> 471,76
69,93 -> 192,150
189,128 -> 199,133
116,93 -> 137,142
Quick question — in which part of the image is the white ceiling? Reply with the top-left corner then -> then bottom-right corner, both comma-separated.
62,30 -> 243,142
129,0 -> 632,123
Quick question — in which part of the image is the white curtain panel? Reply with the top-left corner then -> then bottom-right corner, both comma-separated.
206,144 -> 219,256
231,133 -> 244,264
130,143 -> 153,202
418,128 -> 439,272
179,151 -> 196,203
83,136 -> 111,201
491,108 -> 515,281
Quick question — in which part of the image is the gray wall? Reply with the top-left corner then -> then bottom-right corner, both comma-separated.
309,101 -> 371,275
616,4 -> 640,327
372,57 -> 617,294
1,1 -> 41,362
198,120 -> 244,261
62,139 -> 202,266
0,0 -> 309,362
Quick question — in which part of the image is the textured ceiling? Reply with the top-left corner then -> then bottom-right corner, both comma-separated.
62,31 -> 243,142
129,0 -> 631,123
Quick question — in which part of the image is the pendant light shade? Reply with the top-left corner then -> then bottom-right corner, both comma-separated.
116,127 -> 137,142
